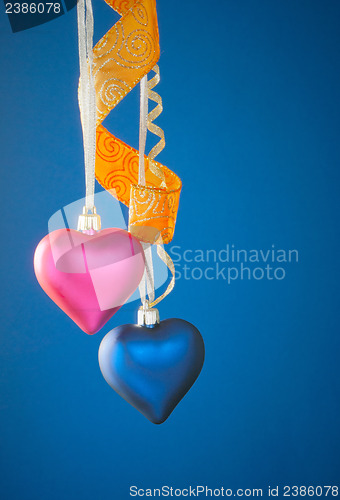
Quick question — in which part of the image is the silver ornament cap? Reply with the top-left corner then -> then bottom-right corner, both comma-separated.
77,206 -> 101,232
138,305 -> 160,327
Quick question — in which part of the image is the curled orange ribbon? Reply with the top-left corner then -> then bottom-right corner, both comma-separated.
93,0 -> 181,245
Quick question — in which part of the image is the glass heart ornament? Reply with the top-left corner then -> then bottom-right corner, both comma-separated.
98,307 -> 205,424
34,224 -> 145,335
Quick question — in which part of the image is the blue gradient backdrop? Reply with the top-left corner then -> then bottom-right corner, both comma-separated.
0,1 -> 339,498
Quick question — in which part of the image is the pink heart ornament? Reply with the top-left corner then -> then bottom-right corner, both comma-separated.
34,228 -> 145,334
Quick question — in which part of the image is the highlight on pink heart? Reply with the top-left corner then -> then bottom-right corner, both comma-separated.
34,228 -> 145,335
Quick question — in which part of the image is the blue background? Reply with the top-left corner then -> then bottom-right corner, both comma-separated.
0,0 -> 339,498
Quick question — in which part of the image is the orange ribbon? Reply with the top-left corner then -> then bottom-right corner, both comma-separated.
93,0 -> 181,244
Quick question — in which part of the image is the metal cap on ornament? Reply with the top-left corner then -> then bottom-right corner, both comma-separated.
138,304 -> 160,327
77,206 -> 101,232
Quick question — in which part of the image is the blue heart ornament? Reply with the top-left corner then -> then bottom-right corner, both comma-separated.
98,318 -> 205,424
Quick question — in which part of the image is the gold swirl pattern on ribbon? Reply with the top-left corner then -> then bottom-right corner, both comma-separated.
94,0 -> 182,245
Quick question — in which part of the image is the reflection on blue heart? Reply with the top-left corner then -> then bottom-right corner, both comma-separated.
98,318 -> 205,424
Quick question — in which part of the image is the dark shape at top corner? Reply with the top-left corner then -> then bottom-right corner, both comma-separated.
64,0 -> 78,12
4,0 -> 78,33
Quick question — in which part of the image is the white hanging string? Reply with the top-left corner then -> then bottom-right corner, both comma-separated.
139,242 -> 155,308
138,76 -> 148,186
138,75 -> 155,308
77,0 -> 96,212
